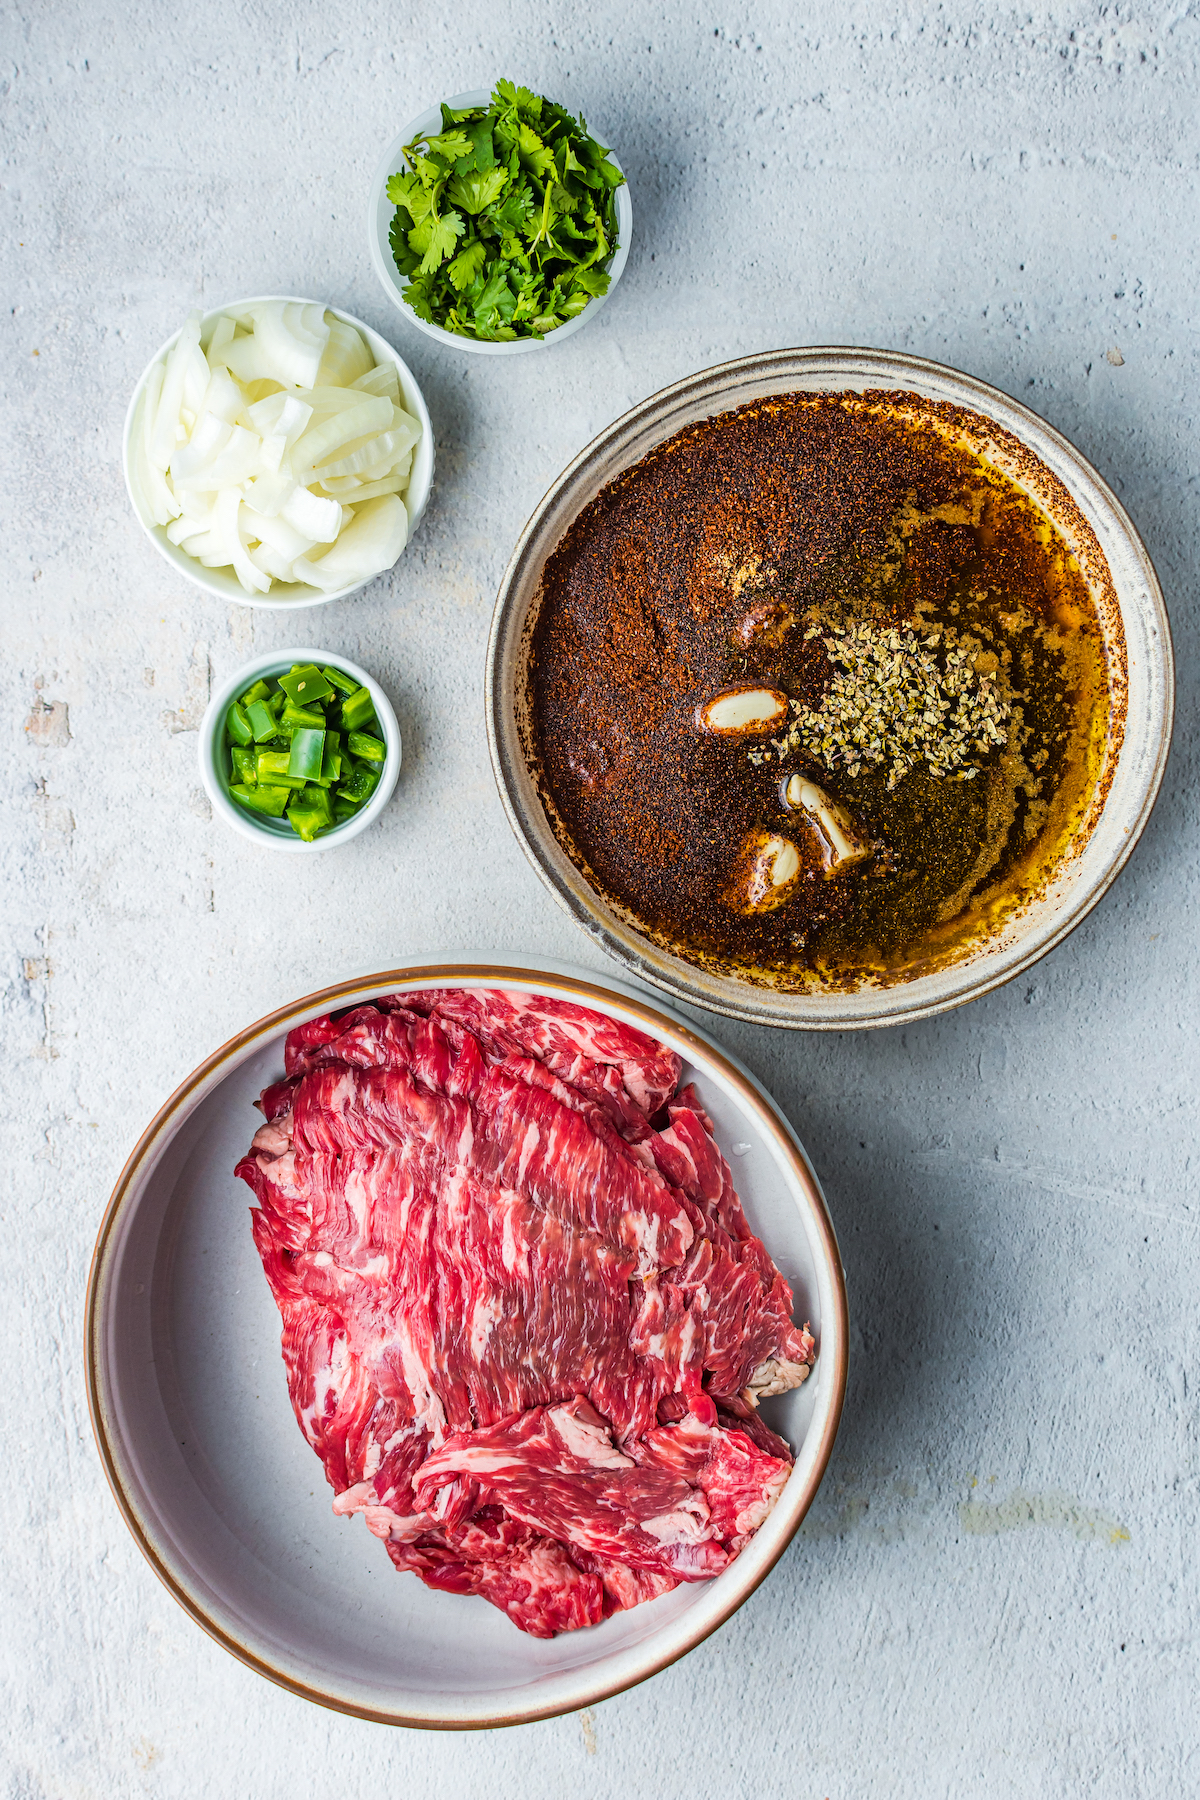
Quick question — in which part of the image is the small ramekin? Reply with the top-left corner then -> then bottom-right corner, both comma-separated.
123,298 -> 434,609
198,648 -> 401,853
367,90 -> 633,356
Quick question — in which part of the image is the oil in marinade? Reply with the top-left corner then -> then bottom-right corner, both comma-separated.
528,391 -> 1117,989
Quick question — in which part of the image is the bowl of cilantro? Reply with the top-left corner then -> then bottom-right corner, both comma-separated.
367,82 -> 631,354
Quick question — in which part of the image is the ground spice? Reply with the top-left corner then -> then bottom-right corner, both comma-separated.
527,390 -> 1114,987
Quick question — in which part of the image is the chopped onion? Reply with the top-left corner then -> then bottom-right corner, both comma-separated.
294,494 -> 408,590
350,363 -> 401,404
133,304 -> 421,594
317,317 -> 374,387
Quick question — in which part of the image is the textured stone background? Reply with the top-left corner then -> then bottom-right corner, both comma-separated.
2,2 -> 1197,1795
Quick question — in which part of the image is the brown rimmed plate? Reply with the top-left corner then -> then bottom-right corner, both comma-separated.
85,958 -> 847,1729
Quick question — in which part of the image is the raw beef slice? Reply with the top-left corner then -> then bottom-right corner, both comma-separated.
237,988 -> 816,1637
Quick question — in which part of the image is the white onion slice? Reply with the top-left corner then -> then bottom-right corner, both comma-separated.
246,392 -> 313,444
295,494 -> 407,588
315,418 -> 419,482
251,511 -> 317,562
350,362 -> 402,404
137,364 -> 181,525
225,300 -> 330,388
281,485 -> 343,543
150,310 -> 202,469
290,396 -> 393,473
206,314 -> 235,367
325,473 -> 407,503
242,472 -> 295,518
316,316 -> 373,387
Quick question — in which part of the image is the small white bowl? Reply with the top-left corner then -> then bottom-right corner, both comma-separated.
123,298 -> 435,609
368,89 -> 633,355
198,648 -> 401,853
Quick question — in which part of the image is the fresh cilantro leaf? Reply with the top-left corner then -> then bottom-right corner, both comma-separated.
517,121 -> 555,180
494,80 -> 542,120
448,238 -> 488,291
388,213 -> 421,275
571,265 -> 611,298
418,210 -> 464,275
406,214 -> 435,255
413,152 -> 453,184
474,264 -> 514,316
425,129 -> 473,161
404,277 -> 437,323
447,166 -> 507,215
485,186 -> 534,236
455,118 -> 497,173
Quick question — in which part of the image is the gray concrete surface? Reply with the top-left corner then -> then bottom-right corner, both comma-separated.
2,2 -> 1197,1795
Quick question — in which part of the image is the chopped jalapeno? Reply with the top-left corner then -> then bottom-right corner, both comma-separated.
339,686 -> 378,732
226,701 -> 254,747
347,731 -> 386,764
256,750 -> 302,785
221,663 -> 390,841
230,745 -> 257,786
285,802 -> 325,842
287,727 -> 326,781
246,698 -> 278,743
230,782 -> 291,817
340,763 -> 380,804
279,699 -> 325,731
279,664 -> 335,706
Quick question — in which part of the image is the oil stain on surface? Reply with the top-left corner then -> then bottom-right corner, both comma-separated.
958,1486 -> 1130,1545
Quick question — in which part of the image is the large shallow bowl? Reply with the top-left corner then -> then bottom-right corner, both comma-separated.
86,958 -> 847,1728
486,348 -> 1174,1030
368,90 -> 633,356
123,297 -> 434,610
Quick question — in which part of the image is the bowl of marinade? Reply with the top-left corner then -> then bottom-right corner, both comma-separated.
486,348 -> 1174,1030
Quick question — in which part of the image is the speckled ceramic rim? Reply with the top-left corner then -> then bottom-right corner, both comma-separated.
122,296 -> 435,609
367,91 -> 633,355
85,959 -> 848,1729
196,647 -> 401,853
486,347 -> 1175,1030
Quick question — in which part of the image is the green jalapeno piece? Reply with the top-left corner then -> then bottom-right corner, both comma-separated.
321,665 -> 359,696
339,686 -> 377,732
279,699 -> 325,731
245,698 -> 278,743
230,745 -> 257,786
339,763 -> 380,804
279,664 -> 334,706
346,730 -> 385,764
226,702 -> 254,747
256,750 -> 303,785
230,783 -> 291,817
285,803 -> 326,842
287,728 -> 326,782
239,678 -> 272,706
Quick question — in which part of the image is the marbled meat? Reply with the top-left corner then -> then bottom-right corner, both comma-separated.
237,987 -> 816,1637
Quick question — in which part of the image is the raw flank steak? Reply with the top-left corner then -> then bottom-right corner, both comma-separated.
237,988 -> 815,1637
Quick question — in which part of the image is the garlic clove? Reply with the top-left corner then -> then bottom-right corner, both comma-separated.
695,684 -> 789,736
725,830 -> 803,914
783,774 -> 870,874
